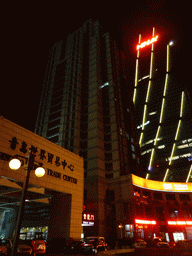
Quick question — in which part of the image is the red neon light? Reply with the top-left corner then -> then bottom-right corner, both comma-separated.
168,220 -> 192,226
137,36 -> 158,51
135,219 -> 156,225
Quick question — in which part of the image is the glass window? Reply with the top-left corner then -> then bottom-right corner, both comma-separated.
154,192 -> 163,200
179,194 -> 190,201
166,193 -> 176,201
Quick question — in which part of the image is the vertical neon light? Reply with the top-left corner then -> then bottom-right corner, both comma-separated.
163,92 -> 185,182
139,28 -> 155,147
186,165 -> 192,183
133,34 -> 141,104
148,44 -> 171,179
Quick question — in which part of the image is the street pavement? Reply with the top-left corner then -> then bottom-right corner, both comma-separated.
45,247 -> 192,255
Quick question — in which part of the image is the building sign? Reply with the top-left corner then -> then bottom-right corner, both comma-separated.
135,219 -> 156,225
136,35 -> 158,50
82,212 -> 95,226
168,220 -> 192,226
0,136 -> 77,185
132,174 -> 192,192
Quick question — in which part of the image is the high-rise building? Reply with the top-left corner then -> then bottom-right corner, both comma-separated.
133,28 -> 192,183
35,20 -> 142,238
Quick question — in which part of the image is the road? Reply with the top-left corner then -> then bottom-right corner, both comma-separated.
45,247 -> 192,256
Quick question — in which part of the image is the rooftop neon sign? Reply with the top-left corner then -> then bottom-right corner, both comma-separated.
137,35 -> 158,50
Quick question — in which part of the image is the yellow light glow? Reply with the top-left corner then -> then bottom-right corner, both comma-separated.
180,91 -> 184,117
163,74 -> 168,96
35,167 -> 45,177
132,174 -> 192,192
186,165 -> 192,183
166,45 -> 170,72
175,120 -> 181,141
163,169 -> 169,182
159,99 -> 165,123
9,158 -> 21,170
149,148 -> 155,168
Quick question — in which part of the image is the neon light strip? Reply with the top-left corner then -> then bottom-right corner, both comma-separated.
164,92 -> 185,181
148,43 -> 169,177
135,219 -> 156,225
186,165 -> 192,182
180,91 -> 184,117
139,28 -> 155,147
133,34 -> 141,104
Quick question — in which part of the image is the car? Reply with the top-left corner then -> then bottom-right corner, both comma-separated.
23,239 -> 46,255
173,239 -> 192,249
0,240 -> 7,255
151,237 -> 169,248
81,237 -> 107,254
65,240 -> 84,254
133,239 -> 147,248
0,239 -> 33,255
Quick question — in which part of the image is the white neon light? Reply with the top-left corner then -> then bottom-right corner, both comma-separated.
138,75 -> 150,82
100,82 -> 109,88
137,120 -> 150,129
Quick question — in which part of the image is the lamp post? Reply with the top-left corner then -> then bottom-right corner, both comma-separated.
119,224 -> 123,239
9,150 -> 45,256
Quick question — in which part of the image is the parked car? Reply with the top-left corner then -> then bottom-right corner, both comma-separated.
81,237 -> 107,254
133,239 -> 147,248
173,239 -> 192,249
0,239 -> 33,255
151,237 -> 169,248
0,240 -> 7,255
65,240 -> 84,254
23,239 -> 46,255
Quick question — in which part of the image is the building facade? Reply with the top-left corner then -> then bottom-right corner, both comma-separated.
0,117 -> 84,241
133,28 -> 192,182
132,174 -> 192,243
35,19 -> 142,238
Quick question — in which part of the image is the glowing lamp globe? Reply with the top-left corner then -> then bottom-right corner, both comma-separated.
35,167 -> 45,177
9,158 -> 21,170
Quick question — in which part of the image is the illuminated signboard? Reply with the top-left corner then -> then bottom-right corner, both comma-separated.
168,220 -> 192,226
132,174 -> 192,192
82,212 -> 95,226
136,35 -> 158,50
135,219 -> 156,225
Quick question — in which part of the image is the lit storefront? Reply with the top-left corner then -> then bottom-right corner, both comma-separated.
0,117 -> 84,241
132,174 -> 192,242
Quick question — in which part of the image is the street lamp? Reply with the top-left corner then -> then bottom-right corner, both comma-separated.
119,224 -> 123,239
9,150 -> 45,256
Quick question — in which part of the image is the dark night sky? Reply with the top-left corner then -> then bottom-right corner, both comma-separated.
1,1 -> 190,132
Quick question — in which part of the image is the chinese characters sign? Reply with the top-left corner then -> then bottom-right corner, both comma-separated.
136,35 -> 158,50
0,136 -> 77,185
82,212 -> 95,226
